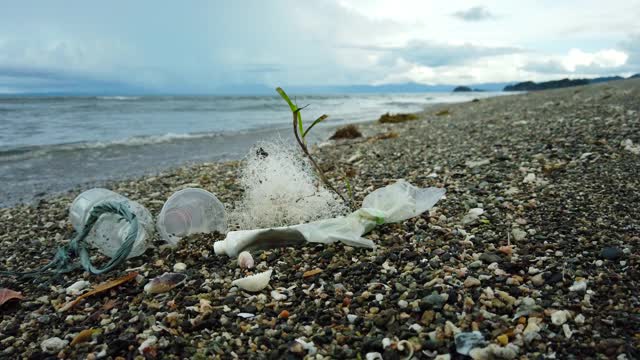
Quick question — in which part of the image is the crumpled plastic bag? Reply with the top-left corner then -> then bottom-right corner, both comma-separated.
213,180 -> 445,257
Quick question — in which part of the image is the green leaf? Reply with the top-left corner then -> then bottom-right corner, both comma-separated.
302,114 -> 328,138
276,87 -> 297,112
277,87 -> 304,137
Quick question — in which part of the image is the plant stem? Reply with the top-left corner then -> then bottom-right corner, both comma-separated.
292,109 -> 353,210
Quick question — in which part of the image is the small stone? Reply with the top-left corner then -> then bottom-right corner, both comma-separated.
462,208 -> 484,225
173,262 -> 187,272
511,228 -> 527,241
468,260 -> 483,269
496,334 -> 509,346
479,253 -> 502,264
569,280 -> 587,292
398,300 -> 408,308
531,274 -> 544,286
421,293 -> 446,310
421,310 -> 435,326
595,260 -> 604,267
574,314 -> 585,325
464,277 -> 481,288
347,314 -> 357,324
41,337 -> 68,353
455,331 -> 485,355
600,247 -> 623,260
551,310 -> 570,325
562,324 -> 573,338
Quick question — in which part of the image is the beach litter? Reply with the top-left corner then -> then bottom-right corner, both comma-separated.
215,179 -> 445,257
156,187 -> 226,246
70,188 -> 155,259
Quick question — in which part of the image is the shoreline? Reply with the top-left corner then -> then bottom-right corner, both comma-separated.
0,92 -> 493,208
1,80 -> 639,358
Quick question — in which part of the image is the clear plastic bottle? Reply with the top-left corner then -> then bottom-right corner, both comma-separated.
156,188 -> 227,246
69,188 -> 154,258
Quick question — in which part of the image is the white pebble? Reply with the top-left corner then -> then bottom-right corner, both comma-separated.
569,280 -> 587,292
595,260 -> 603,267
574,314 -> 585,325
398,300 -> 408,308
41,337 -> 68,353
375,294 -> 384,302
347,314 -> 358,323
173,262 -> 187,272
562,324 -> 573,338
551,310 -> 570,325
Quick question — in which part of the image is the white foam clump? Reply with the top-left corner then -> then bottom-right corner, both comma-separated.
230,140 -> 347,229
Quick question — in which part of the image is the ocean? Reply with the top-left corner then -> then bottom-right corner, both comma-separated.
0,92 -> 500,206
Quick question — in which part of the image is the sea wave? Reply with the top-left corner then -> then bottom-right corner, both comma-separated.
96,96 -> 141,101
0,132 -> 223,162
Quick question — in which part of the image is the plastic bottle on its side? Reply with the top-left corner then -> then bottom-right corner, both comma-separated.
156,188 -> 227,246
69,188 -> 154,258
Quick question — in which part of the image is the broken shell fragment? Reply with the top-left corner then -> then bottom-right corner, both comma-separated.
238,251 -> 254,269
232,269 -> 273,292
144,273 -> 187,294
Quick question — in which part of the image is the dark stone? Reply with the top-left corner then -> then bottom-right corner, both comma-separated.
420,293 -> 445,310
479,252 -> 502,264
600,247 -> 623,260
545,272 -> 564,285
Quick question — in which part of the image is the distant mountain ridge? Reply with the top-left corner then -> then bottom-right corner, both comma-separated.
503,74 -> 638,91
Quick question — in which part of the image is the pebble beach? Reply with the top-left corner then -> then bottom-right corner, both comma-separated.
1,79 -> 639,359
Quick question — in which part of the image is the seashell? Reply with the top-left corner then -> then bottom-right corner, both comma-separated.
232,269 -> 272,292
238,251 -> 254,269
144,273 -> 187,294
237,312 -> 255,318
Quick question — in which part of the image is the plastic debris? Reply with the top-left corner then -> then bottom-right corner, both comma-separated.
455,331 -> 486,356
69,188 -> 154,258
232,269 -> 273,292
214,180 -> 445,257
156,188 -> 227,246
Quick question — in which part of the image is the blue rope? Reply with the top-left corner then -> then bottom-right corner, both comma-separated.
0,201 -> 139,277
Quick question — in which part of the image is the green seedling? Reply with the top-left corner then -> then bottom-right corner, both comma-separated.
276,87 -> 352,209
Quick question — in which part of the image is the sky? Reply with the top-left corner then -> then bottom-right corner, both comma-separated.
0,0 -> 639,94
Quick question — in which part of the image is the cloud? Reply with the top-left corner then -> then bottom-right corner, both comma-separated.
452,6 -> 495,22
0,1 -> 638,92
523,48 -> 629,75
386,40 -> 522,67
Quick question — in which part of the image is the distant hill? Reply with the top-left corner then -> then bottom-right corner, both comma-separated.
453,85 -> 485,92
631,73 -> 640,79
503,74 -> 636,92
